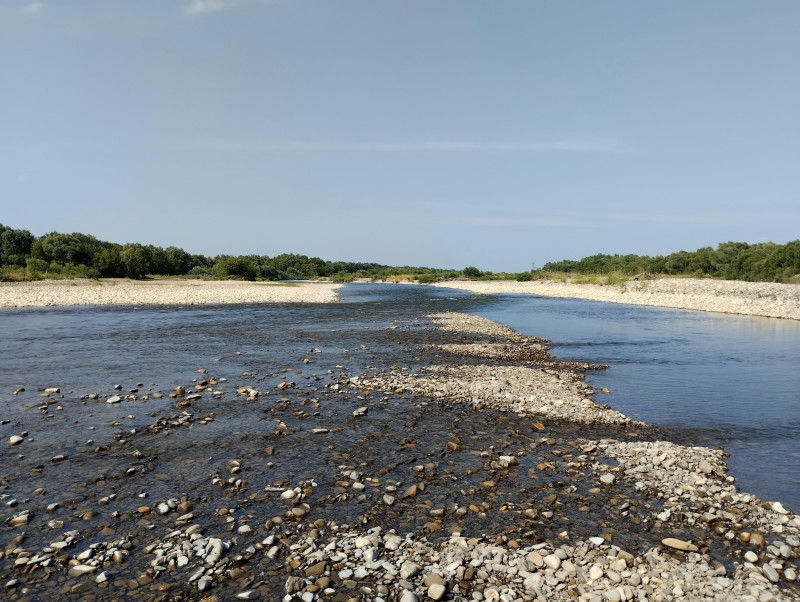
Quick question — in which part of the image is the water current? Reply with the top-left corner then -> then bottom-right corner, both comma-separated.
2,282 -> 798,515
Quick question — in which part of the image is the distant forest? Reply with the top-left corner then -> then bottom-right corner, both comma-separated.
1,223 -> 798,283
0,223 -> 461,282
542,240 -> 800,283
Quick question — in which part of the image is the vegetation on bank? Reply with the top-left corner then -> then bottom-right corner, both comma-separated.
0,223 -> 471,283
541,241 -> 800,283
1,224 -> 797,284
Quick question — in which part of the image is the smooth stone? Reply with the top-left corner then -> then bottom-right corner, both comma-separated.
603,589 -> 622,602
399,592 -> 418,602
662,537 -> 698,552
600,473 -> 615,485
306,561 -> 327,576
588,565 -> 604,580
68,565 -> 97,577
428,583 -> 446,600
106,395 -> 122,404
744,551 -> 759,563
761,563 -> 780,583
424,574 -> 446,587
8,435 -> 23,446
543,554 -> 561,570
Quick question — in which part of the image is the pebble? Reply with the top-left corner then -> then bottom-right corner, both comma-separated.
661,537 -> 698,552
428,583 -> 447,600
2,309 -> 798,602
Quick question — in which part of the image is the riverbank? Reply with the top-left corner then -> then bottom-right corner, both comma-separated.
0,278 -> 341,308
432,278 -> 800,320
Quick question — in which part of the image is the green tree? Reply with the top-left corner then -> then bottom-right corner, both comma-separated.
216,257 -> 258,281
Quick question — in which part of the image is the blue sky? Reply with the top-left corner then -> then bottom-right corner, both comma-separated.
2,1 -> 798,272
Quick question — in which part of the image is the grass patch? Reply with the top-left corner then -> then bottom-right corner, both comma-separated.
603,271 -> 629,287
0,266 -> 37,282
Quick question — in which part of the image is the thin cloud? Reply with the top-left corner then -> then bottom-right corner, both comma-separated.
584,212 -> 735,226
397,213 -> 599,229
20,2 -> 46,18
185,139 -> 619,154
183,0 -> 273,17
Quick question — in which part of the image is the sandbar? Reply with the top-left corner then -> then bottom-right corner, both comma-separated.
0,278 -> 341,308
433,278 -> 800,320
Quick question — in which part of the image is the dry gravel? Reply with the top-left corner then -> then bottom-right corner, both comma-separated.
0,279 -> 341,308
432,278 -> 800,320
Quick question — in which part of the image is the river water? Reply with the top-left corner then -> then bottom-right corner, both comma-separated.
465,291 -> 800,512
1,282 -> 799,512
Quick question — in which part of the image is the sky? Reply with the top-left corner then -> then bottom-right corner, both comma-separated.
1,1 -> 798,272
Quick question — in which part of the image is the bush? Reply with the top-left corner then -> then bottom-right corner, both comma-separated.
26,257 -> 49,276
215,257 -> 258,281
329,271 -> 355,283
516,272 -> 532,282
463,266 -> 483,279
187,265 -> 211,277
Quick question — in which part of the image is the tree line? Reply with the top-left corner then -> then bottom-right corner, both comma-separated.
0,224 -> 457,281
541,241 -> 800,283
3,224 -> 797,283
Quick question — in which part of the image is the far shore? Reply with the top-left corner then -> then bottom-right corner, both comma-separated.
432,277 -> 800,321
0,278 -> 342,308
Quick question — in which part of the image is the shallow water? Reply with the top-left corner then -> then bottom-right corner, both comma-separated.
468,292 -> 800,512
2,283 -> 800,598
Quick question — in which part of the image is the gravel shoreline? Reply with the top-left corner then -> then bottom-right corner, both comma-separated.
431,279 -> 800,321
0,279 -> 342,308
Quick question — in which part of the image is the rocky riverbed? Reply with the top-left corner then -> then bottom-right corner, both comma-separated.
431,279 -> 800,321
0,279 -> 341,308
2,311 -> 798,601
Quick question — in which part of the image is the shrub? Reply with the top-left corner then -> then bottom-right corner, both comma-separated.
416,273 -> 438,284
188,265 -> 211,277
603,271 -> 628,286
463,266 -> 483,279
330,271 -> 355,283
216,257 -> 258,281
516,272 -> 532,282
26,257 -> 49,276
